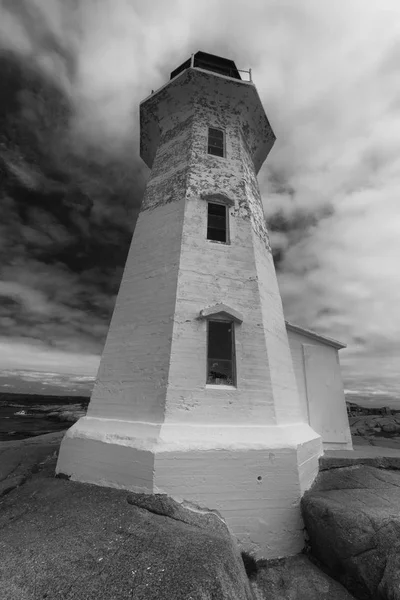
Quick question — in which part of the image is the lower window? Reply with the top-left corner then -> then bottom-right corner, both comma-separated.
207,320 -> 235,385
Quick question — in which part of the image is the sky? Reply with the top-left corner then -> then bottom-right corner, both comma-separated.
0,0 -> 399,401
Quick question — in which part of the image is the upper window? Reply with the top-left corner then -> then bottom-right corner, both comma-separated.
207,320 -> 235,386
207,202 -> 228,243
208,127 -> 224,157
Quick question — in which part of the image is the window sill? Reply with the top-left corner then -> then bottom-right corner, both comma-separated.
206,154 -> 226,160
207,239 -> 230,245
206,384 -> 237,390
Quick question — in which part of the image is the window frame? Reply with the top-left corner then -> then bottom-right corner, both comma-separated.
206,201 -> 230,244
206,318 -> 236,387
207,127 -> 225,158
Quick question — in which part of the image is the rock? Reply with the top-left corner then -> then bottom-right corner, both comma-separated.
377,542 -> 400,599
251,555 -> 356,599
320,449 -> 400,471
355,427 -> 366,436
0,474 -> 27,498
301,464 -> 400,599
0,436 -> 255,600
0,431 -> 65,497
382,422 -> 400,433
350,416 -> 400,438
127,492 -> 254,599
127,493 -> 230,539
0,434 -> 373,600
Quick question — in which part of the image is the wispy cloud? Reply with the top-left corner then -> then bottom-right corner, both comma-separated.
0,368 -> 95,395
0,338 -> 99,375
0,0 -> 399,395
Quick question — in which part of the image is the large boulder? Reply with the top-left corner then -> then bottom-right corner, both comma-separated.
0,437 -> 254,600
301,462 -> 400,599
350,416 -> 400,437
126,492 -> 255,600
251,555 -> 356,599
0,430 -> 65,497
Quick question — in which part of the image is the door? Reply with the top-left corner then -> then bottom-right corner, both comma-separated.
303,344 -> 348,443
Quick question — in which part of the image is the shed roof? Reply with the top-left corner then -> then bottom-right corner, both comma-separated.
285,321 -> 346,350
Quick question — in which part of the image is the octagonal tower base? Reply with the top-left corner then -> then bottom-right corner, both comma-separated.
56,417 -> 322,559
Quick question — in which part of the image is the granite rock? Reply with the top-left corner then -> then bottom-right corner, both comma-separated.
0,436 -> 254,600
251,555 -> 356,600
302,463 -> 400,599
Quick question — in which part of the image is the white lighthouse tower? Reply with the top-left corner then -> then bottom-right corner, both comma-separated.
56,52 -> 323,559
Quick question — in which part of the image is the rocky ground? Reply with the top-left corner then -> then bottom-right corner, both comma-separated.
350,415 -> 400,450
0,431 -> 356,599
302,452 -> 400,600
350,414 -> 400,436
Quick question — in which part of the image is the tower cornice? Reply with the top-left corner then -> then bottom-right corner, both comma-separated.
140,65 -> 255,106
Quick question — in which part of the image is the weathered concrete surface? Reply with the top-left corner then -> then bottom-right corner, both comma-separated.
140,68 -> 275,173
301,463 -> 400,599
251,555 -> 356,599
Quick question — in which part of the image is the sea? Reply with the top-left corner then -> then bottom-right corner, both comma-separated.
0,393 -> 89,442
1,390 -> 399,443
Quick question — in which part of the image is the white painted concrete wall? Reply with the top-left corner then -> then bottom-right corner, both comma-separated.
286,329 -> 352,450
163,73 -> 303,426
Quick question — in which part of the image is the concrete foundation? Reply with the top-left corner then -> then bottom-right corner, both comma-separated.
56,417 -> 322,558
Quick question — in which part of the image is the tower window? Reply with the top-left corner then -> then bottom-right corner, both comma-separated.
207,202 -> 228,243
207,320 -> 235,385
208,127 -> 224,157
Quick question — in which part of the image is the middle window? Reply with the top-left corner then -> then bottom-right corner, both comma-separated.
207,202 -> 228,243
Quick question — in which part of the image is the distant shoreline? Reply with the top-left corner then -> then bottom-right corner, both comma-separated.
0,392 -> 89,442
2,391 -> 400,445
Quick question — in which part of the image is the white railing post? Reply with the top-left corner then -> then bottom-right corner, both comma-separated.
190,53 -> 194,68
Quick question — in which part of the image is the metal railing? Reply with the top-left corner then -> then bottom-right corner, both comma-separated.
148,58 -> 252,98
190,53 -> 252,82
238,68 -> 252,82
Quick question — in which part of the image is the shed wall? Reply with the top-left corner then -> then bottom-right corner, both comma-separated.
287,328 -> 352,450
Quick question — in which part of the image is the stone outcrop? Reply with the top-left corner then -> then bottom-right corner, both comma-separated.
9,432 -> 400,599
1,434 -> 255,599
251,555 -> 355,599
127,493 -> 255,599
350,414 -> 400,436
301,459 -> 400,600
0,430 -> 64,497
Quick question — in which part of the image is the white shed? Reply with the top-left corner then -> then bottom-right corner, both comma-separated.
286,321 -> 353,451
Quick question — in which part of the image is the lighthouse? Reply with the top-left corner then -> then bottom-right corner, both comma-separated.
56,52 -> 323,559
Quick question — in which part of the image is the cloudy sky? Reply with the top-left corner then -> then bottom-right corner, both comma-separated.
0,0 -> 399,401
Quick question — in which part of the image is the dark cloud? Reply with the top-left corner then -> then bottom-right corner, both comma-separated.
0,0 -> 399,397
0,37 -> 146,361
